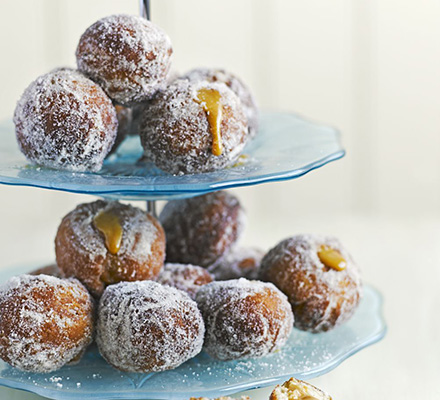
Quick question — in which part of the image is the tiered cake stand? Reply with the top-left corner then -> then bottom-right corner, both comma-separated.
0,110 -> 386,400
0,3 -> 385,398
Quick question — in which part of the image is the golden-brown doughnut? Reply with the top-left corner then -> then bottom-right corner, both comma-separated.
55,200 -> 165,298
0,274 -> 94,373
259,234 -> 362,333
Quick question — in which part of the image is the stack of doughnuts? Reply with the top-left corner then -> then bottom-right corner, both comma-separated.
14,14 -> 258,175
5,12 -> 362,379
0,190 -> 362,374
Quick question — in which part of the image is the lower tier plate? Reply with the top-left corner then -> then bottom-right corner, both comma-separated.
0,264 -> 385,400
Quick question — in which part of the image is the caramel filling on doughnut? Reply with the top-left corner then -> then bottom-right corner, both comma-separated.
93,210 -> 123,255
196,88 -> 223,156
318,245 -> 346,271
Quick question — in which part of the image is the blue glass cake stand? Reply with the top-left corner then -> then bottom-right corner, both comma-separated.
0,263 -> 385,400
0,111 -> 344,201
0,112 -> 385,400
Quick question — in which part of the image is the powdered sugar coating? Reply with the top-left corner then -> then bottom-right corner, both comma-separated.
140,79 -> 248,175
160,191 -> 246,267
14,68 -> 117,172
0,274 -> 94,373
196,278 -> 293,361
208,247 -> 264,281
55,200 -> 165,298
259,234 -> 362,333
97,280 -> 204,372
76,14 -> 173,105
182,68 -> 259,138
157,263 -> 213,300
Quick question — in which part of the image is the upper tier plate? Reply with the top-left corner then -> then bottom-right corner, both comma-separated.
0,112 -> 344,201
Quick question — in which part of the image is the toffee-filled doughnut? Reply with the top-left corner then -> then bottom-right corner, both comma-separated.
208,247 -> 264,281
0,274 -> 94,373
183,68 -> 259,138
196,278 -> 293,360
157,263 -> 213,300
140,79 -> 248,174
259,234 -> 362,333
160,191 -> 245,267
14,68 -> 118,172
270,377 -> 332,400
55,200 -> 165,298
97,280 -> 204,372
76,14 -> 172,105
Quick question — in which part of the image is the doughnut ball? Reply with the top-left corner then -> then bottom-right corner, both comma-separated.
140,78 -> 248,174
55,200 -> 165,298
183,68 -> 259,138
76,14 -> 173,105
259,234 -> 362,333
208,247 -> 264,281
196,278 -> 293,361
14,68 -> 118,172
0,274 -> 94,373
157,263 -> 213,300
97,280 -> 205,372
270,377 -> 332,400
160,191 -> 245,267
30,264 -> 64,278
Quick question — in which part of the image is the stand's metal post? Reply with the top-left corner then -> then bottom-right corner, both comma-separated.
146,200 -> 157,218
141,0 -> 153,214
139,0 -> 151,20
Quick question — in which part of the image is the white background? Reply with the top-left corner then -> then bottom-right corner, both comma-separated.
0,1 -> 439,399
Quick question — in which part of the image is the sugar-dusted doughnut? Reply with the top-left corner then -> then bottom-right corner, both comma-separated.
259,234 -> 362,333
76,14 -> 172,105
157,263 -> 213,300
0,274 -> 94,373
97,280 -> 204,372
14,68 -> 117,172
140,79 -> 248,174
196,278 -> 293,360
